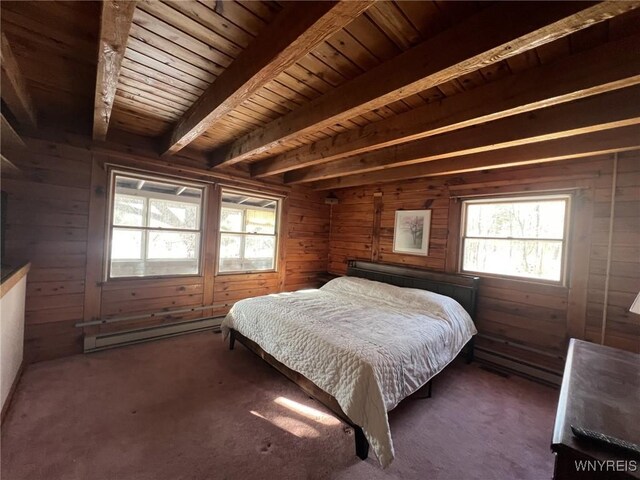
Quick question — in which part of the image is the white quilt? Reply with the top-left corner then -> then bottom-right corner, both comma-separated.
221,276 -> 477,467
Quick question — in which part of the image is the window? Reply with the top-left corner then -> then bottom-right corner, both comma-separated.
218,189 -> 279,273
460,195 -> 570,283
108,173 -> 204,278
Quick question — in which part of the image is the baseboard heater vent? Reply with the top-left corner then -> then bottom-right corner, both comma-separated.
474,348 -> 563,387
84,317 -> 224,353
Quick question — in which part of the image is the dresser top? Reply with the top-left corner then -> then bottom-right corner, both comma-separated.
552,339 -> 640,470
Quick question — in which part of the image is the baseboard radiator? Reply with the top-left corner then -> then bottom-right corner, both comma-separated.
474,347 -> 563,386
84,316 -> 224,353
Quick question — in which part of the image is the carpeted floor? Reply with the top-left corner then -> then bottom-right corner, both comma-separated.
1,331 -> 559,480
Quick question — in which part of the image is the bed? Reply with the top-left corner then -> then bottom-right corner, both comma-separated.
221,260 -> 479,467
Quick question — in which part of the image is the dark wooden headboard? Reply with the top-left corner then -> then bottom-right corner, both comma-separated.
346,260 -> 480,318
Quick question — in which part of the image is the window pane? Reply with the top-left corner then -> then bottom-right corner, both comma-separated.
113,194 -> 145,227
465,200 -> 566,239
111,228 -> 143,259
219,234 -> 242,272
149,199 -> 200,229
219,190 -> 279,273
463,238 -> 563,281
147,231 -> 199,259
109,174 -> 204,279
220,233 -> 242,259
220,208 -> 243,232
246,209 -> 276,234
245,235 -> 275,260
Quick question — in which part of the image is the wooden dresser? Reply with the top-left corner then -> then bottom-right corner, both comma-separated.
551,339 -> 640,479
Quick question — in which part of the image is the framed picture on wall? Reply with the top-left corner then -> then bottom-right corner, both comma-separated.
393,210 -> 431,256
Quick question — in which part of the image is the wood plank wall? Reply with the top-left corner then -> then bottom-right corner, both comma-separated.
2,138 -> 330,363
328,153 -> 640,374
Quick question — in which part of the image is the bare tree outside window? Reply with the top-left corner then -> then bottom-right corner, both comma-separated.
461,196 -> 569,282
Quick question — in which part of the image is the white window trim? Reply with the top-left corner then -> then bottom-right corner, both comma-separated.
105,169 -> 207,281
459,194 -> 572,285
216,188 -> 282,275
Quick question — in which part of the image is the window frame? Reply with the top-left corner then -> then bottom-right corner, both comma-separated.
105,169 -> 208,281
459,193 -> 572,285
216,187 -> 282,275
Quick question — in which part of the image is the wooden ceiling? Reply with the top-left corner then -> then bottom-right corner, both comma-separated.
1,1 -> 639,189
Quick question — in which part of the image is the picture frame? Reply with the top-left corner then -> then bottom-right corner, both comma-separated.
393,210 -> 431,256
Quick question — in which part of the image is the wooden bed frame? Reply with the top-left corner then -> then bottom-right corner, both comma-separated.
228,260 -> 480,461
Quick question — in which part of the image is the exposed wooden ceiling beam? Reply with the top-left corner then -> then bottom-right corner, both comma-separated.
163,1 -> 376,156
0,153 -> 20,173
252,34 -> 640,178
285,86 -> 640,184
210,1 -> 640,169
1,113 -> 26,149
311,126 -> 640,190
93,0 -> 137,141
0,33 -> 37,128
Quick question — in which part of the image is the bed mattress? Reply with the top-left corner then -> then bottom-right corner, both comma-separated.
221,276 -> 477,467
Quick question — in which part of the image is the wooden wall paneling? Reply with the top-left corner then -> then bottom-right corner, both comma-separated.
283,187 -> 330,291
202,184 -> 219,318
585,152 -> 640,351
1,135 -> 331,362
277,196 -> 290,292
2,139 -> 91,362
444,196 -> 461,273
371,193 -> 383,262
82,156 -> 109,337
565,179 -> 595,340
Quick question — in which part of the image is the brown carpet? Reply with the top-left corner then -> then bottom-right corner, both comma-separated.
1,331 -> 558,480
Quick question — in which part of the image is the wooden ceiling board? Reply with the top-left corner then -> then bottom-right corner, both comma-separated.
203,1 -> 271,36
123,49 -> 210,91
118,70 -> 200,105
195,0 -> 486,154
0,1 -> 99,132
116,82 -> 190,113
128,21 -> 223,75
138,1 -> 242,60
110,107 -> 173,137
114,93 -> 179,122
111,0 -> 286,135
237,8 -> 638,166
125,37 -> 216,84
166,1 -> 255,48
2,0 -> 637,176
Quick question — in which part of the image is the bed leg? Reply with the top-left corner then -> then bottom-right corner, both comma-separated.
229,330 -> 235,351
354,426 -> 369,460
426,379 -> 432,398
466,337 -> 475,364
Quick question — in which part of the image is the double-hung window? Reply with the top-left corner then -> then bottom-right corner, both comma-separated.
108,173 -> 204,278
460,195 -> 570,283
218,189 -> 279,273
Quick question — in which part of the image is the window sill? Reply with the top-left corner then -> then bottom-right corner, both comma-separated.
460,271 -> 568,290
215,270 -> 278,277
101,274 -> 204,286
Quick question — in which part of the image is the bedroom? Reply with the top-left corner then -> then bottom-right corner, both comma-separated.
0,1 -> 638,478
